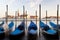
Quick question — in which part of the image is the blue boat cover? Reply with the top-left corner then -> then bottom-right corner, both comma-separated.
49,22 -> 57,28
46,30 -> 56,35
28,21 -> 37,30
8,21 -> 14,29
40,21 -> 49,29
10,28 -> 23,35
17,20 -> 25,30
0,21 -> 4,26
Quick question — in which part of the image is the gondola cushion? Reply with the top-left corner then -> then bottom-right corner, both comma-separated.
8,21 -> 14,29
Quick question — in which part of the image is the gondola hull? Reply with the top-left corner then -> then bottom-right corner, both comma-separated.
9,31 -> 25,40
42,31 -> 59,39
0,32 -> 5,39
28,32 -> 37,36
28,31 -> 37,40
28,33 -> 37,40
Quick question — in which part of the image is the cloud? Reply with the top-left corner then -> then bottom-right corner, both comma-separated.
6,0 -> 15,5
29,0 -> 43,8
30,2 -> 35,8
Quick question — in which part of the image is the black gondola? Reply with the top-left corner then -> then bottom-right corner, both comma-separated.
28,21 -> 37,35
40,21 -> 59,39
28,21 -> 37,40
9,21 -> 25,40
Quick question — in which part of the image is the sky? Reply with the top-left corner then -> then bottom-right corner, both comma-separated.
0,0 -> 60,18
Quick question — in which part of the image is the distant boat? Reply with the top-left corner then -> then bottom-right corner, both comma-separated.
9,20 -> 25,39
40,21 -> 59,39
49,21 -> 60,30
28,21 -> 37,35
0,21 -> 5,39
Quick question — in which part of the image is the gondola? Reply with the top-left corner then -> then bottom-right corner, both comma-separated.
28,21 -> 37,35
0,21 -> 5,39
9,21 -> 25,40
49,21 -> 60,30
28,21 -> 37,40
1,21 -> 14,38
40,21 -> 59,39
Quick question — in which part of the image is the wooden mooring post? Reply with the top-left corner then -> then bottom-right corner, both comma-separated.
5,5 -> 9,37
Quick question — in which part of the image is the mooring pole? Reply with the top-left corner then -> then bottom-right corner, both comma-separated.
35,10 -> 38,36
6,5 -> 8,24
23,5 -> 27,37
39,4 -> 42,40
26,10 -> 27,36
23,5 -> 25,20
15,11 -> 17,30
23,5 -> 25,31
46,10 -> 47,24
57,4 -> 60,40
36,10 -> 37,29
36,10 -> 39,39
5,5 -> 9,37
57,5 -> 59,29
